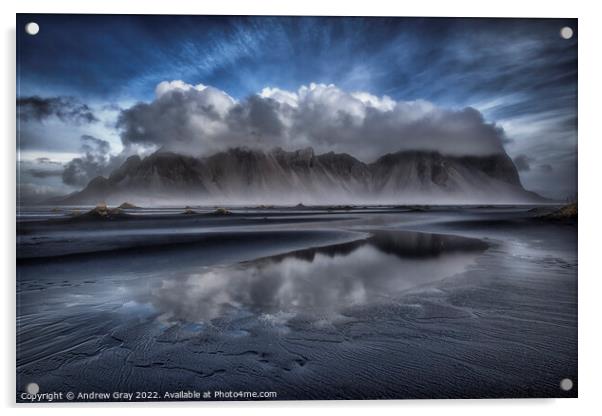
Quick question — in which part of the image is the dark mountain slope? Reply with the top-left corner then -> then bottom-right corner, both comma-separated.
61,147 -> 544,205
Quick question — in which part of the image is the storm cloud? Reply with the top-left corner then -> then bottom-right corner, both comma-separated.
17,96 -> 98,124
513,154 -> 534,172
117,81 -> 507,161
540,164 -> 554,173
25,157 -> 64,178
62,135 -> 122,186
27,169 -> 63,179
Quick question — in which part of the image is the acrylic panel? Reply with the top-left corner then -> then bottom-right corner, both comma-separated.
16,14 -> 578,402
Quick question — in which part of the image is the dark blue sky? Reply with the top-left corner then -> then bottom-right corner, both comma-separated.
16,14 -> 577,199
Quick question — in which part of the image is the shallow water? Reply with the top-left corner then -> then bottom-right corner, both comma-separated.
114,231 -> 488,325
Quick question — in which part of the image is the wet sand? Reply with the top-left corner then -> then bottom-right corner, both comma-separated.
16,206 -> 577,400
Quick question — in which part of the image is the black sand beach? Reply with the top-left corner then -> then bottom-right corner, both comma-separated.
16,205 -> 577,400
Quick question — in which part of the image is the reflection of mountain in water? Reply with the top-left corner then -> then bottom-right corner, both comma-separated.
264,230 -> 489,263
131,230 -> 488,324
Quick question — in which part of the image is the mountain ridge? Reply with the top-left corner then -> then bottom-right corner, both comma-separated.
61,147 -> 545,205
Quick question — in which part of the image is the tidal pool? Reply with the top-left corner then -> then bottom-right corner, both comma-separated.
125,231 -> 488,324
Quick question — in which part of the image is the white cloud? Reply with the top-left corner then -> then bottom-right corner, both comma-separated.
350,91 -> 396,111
118,81 -> 507,160
155,80 -> 208,97
259,87 -> 298,108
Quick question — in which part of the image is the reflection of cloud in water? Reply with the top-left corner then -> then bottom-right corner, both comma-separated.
132,231 -> 488,324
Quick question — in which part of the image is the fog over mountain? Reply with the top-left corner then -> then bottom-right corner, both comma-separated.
63,146 -> 543,206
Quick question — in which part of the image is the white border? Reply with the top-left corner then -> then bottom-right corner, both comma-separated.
2,1 -> 601,415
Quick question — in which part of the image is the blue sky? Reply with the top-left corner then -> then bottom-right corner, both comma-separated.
16,14 -> 577,200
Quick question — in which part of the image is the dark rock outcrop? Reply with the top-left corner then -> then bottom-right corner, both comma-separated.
537,203 -> 577,222
76,204 -> 127,220
118,202 -> 139,209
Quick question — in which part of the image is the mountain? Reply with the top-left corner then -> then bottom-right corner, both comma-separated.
61,147 -> 544,205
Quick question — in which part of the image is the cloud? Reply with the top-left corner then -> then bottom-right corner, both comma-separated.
35,157 -> 62,166
17,96 -> 99,124
19,156 -> 64,183
117,81 -> 507,160
539,164 -> 554,173
513,154 -> 534,172
80,134 -> 110,155
62,135 -> 122,186
27,169 -> 63,179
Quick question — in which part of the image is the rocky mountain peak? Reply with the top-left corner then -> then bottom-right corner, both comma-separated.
61,147 -> 544,205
